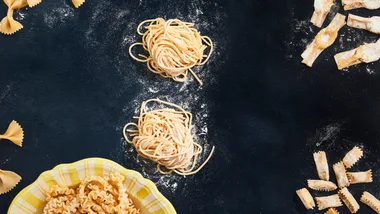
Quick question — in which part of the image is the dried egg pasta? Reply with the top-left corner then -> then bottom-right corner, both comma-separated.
302,13 -> 346,67
335,39 -> 380,70
296,188 -> 315,210
311,0 -> 334,27
339,187 -> 360,213
0,120 -> 24,147
325,207 -> 340,214
316,194 -> 343,210
0,169 -> 21,195
314,151 -> 329,180
347,14 -> 380,34
308,179 -> 337,191
43,173 -> 140,214
343,146 -> 363,169
361,191 -> 380,213
342,0 -> 380,10
333,162 -> 350,188
347,170 -> 372,184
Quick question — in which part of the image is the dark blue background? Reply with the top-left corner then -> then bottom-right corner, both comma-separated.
1,0 -> 380,213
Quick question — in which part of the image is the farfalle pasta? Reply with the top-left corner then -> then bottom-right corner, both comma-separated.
0,169 -> 21,195
43,173 -> 140,214
72,0 -> 85,8
0,120 -> 24,147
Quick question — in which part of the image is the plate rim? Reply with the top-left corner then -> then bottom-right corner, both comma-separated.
8,157 -> 176,214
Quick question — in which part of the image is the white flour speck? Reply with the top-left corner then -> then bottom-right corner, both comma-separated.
43,2 -> 74,28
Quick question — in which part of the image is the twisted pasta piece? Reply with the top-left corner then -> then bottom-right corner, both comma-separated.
129,18 -> 213,85
124,99 -> 215,176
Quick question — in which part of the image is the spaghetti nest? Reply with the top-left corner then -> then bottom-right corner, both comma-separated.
129,18 -> 213,85
123,99 -> 215,176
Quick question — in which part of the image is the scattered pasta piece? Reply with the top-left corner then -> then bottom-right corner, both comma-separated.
333,162 -> 350,188
72,0 -> 85,8
339,187 -> 360,213
0,0 -> 28,35
26,0 -> 41,7
296,188 -> 315,210
314,151 -> 329,180
316,194 -> 343,210
308,179 -> 337,191
301,13 -> 346,67
334,38 -> 380,70
342,0 -> 380,10
361,191 -> 380,213
123,99 -> 215,176
129,18 -> 213,85
0,169 -> 21,195
311,0 -> 334,27
325,208 -> 340,214
347,170 -> 373,184
43,173 -> 140,214
347,14 -> 380,34
343,146 -> 363,169
0,120 -> 24,147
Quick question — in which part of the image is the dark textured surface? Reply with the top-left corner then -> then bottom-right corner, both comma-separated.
1,0 -> 380,213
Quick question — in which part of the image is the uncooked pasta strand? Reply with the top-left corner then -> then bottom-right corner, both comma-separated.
129,18 -> 213,86
123,99 -> 215,176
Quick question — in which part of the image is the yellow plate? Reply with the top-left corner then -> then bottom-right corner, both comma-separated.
8,157 -> 176,214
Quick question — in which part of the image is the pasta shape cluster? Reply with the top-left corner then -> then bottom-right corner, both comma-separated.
296,146 -> 380,213
43,173 -> 140,214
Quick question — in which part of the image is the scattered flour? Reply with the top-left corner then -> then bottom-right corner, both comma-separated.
84,1 -> 227,192
14,10 -> 27,21
43,2 -> 74,28
307,122 -> 342,147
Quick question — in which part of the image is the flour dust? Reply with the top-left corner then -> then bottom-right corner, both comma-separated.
84,0 -> 227,191
43,1 -> 75,29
